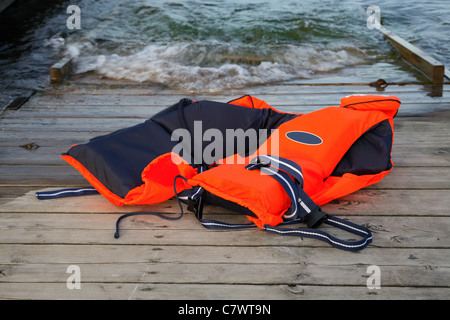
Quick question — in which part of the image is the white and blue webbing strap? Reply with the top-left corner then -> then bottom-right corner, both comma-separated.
245,155 -> 373,252
246,155 -> 316,222
35,187 -> 99,199
35,161 -> 373,251
263,216 -> 373,252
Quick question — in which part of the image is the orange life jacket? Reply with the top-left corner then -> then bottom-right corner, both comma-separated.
188,94 -> 399,228
38,95 -> 400,251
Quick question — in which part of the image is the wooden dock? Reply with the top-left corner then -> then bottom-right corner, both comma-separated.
1,74 -> 449,300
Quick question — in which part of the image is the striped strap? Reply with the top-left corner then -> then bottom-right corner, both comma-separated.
245,155 -> 373,251
245,155 -> 316,222
263,216 -> 373,252
35,187 -> 99,199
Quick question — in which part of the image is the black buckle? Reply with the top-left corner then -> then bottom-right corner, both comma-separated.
305,207 -> 328,228
188,196 -> 205,220
187,197 -> 198,214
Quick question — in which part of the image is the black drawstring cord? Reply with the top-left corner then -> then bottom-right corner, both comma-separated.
114,175 -> 188,239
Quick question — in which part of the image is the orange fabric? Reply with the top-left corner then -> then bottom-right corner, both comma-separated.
228,95 -> 299,114
188,164 -> 289,228
340,95 -> 399,118
188,95 -> 400,227
267,107 -> 392,200
313,169 -> 391,205
123,153 -> 196,205
63,95 -> 400,229
62,152 -> 196,206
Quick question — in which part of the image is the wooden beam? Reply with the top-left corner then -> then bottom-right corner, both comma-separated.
379,26 -> 445,84
50,56 -> 72,83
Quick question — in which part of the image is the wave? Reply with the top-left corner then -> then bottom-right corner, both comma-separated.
66,41 -> 366,92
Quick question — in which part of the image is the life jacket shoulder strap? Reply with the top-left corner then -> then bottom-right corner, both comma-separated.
185,156 -> 372,252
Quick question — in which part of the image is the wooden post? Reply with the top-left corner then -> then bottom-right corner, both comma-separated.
50,56 -> 72,83
379,26 -> 445,84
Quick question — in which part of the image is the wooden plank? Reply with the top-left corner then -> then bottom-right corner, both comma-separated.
2,83 -> 447,118
2,113 -> 450,134
1,115 -> 449,145
1,210 -> 449,235
23,82 -> 449,103
3,97 -> 448,122
1,245 -> 447,266
0,131 -> 110,147
1,262 -> 448,288
3,102 -> 450,120
380,26 -> 445,84
27,92 -> 450,107
40,83 -> 450,96
0,282 -> 448,300
1,188 -> 449,217
1,144 -> 448,166
0,117 -> 143,132
372,167 -> 450,189
1,165 -> 449,188
0,165 -> 87,186
2,121 -> 449,151
2,129 -> 447,147
0,213 -> 448,248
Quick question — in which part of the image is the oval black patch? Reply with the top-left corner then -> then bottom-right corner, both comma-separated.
286,131 -> 323,145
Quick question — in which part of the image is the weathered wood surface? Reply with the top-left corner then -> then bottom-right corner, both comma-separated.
50,57 -> 72,83
380,26 -> 445,84
0,78 -> 449,300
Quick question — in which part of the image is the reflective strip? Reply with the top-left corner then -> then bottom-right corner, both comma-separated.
35,187 -> 98,199
263,215 -> 373,252
264,225 -> 372,251
298,198 -> 312,214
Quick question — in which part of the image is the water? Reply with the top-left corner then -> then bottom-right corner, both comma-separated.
1,0 -> 449,101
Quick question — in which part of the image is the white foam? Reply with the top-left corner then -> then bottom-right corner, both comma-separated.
67,41 -> 366,92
